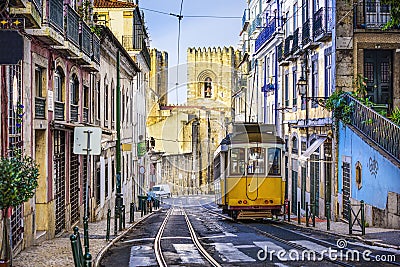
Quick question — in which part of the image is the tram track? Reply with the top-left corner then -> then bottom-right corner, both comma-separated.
154,206 -> 221,267
198,202 -> 398,267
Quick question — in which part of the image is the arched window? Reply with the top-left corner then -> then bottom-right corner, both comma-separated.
292,136 -> 298,154
70,73 -> 79,105
54,67 -> 64,102
204,77 -> 212,98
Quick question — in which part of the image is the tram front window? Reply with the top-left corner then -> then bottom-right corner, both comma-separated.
268,148 -> 281,175
247,147 -> 265,174
230,148 -> 245,175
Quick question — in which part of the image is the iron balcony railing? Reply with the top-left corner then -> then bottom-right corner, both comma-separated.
248,14 -> 262,35
302,19 -> 312,45
344,93 -> 400,163
35,96 -> 46,119
354,1 -> 391,29
48,0 -> 64,34
92,33 -> 100,63
122,35 -> 142,51
83,107 -> 89,123
313,7 -> 333,38
80,21 -> 92,57
141,39 -> 151,68
291,28 -> 300,53
70,104 -> 78,122
31,0 -> 43,16
283,35 -> 293,57
242,9 -> 250,29
255,20 -> 276,52
65,4 -> 79,47
54,101 -> 64,121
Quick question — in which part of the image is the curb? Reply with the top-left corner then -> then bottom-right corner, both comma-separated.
281,220 -> 400,250
93,210 -> 159,267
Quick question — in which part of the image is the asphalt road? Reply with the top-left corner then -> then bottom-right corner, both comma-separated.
100,195 -> 399,267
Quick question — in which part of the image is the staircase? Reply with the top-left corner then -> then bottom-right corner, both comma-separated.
343,93 -> 400,164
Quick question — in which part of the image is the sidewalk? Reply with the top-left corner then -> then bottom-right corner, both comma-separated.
13,210 -> 155,267
285,214 -> 400,250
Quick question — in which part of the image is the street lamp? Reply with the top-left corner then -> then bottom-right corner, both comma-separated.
297,76 -> 307,97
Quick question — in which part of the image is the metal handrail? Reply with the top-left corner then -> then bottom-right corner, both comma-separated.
65,4 -> 79,46
344,93 -> 400,163
54,101 -> 65,121
48,0 -> 64,33
80,21 -> 92,57
255,20 -> 276,52
92,34 -> 100,63
302,19 -> 311,45
35,96 -> 46,119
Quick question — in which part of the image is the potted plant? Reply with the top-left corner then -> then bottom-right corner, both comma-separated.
0,150 -> 39,267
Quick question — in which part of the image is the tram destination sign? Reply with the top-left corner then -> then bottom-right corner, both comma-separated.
0,30 -> 24,64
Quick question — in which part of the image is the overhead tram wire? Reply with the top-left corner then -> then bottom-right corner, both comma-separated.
140,7 -> 241,19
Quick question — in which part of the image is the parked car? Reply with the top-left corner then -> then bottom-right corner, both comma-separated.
151,184 -> 171,198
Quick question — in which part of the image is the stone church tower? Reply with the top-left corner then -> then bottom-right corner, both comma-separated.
186,47 -> 242,191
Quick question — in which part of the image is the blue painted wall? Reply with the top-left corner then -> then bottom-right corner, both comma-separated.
338,122 -> 400,210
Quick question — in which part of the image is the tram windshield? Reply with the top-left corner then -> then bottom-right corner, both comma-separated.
230,148 -> 245,175
267,148 -> 281,175
247,147 -> 265,174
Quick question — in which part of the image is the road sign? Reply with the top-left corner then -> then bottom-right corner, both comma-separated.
73,127 -> 102,155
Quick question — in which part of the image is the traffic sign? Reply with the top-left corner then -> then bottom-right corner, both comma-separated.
73,127 -> 102,155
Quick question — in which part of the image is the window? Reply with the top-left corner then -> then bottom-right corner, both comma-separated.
111,86 -> 115,122
311,55 -> 319,108
96,81 -> 100,120
204,77 -> 212,98
292,136 -> 298,154
301,141 -> 307,152
230,148 -> 245,175
292,67 -> 297,106
35,66 -> 44,97
105,161 -> 108,198
247,147 -> 265,174
325,47 -> 332,98
268,148 -> 281,175
112,160 -> 115,192
293,3 -> 298,30
54,68 -> 64,102
355,161 -> 362,190
285,72 -> 289,106
70,74 -> 79,105
105,84 -> 109,121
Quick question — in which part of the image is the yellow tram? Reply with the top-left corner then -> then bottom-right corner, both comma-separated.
214,123 -> 285,220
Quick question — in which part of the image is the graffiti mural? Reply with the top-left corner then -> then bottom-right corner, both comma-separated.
367,156 -> 379,178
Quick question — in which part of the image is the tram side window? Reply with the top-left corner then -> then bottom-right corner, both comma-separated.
267,148 -> 281,175
230,148 -> 245,175
247,147 -> 265,174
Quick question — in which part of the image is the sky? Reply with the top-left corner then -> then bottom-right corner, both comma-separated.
141,1 -> 247,104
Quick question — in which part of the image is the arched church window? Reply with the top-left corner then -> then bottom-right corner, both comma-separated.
204,77 -> 212,98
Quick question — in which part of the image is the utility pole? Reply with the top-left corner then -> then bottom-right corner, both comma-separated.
115,50 -> 123,230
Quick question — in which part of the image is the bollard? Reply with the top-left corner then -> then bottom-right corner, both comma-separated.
149,200 -> 153,213
306,202 -> 309,227
73,227 -> 84,266
122,205 -> 126,229
312,206 -> 316,227
326,203 -> 330,231
114,206 -> 118,235
361,200 -> 365,236
143,199 -> 147,215
141,202 -> 144,217
106,208 -> 111,241
119,205 -> 123,231
287,200 -> 291,222
83,217 -> 89,253
83,252 -> 92,267
130,203 -> 135,223
348,200 -> 352,235
298,202 -> 301,225
70,234 -> 81,267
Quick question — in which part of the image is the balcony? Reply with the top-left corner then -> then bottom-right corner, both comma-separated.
354,1 -> 393,30
122,35 -> 151,68
302,19 -> 312,46
83,107 -> 89,123
291,28 -> 301,54
54,101 -> 65,121
70,104 -> 78,122
63,4 -> 80,56
248,15 -> 262,36
35,96 -> 46,119
80,22 -> 92,58
92,34 -> 100,63
255,20 -> 277,52
27,0 -> 64,45
313,7 -> 333,41
277,42 -> 284,62
9,0 -> 43,28
283,35 -> 293,58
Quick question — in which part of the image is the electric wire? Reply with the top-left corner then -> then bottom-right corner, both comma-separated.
140,7 -> 241,19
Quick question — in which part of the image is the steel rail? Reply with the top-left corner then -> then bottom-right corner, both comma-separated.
154,208 -> 172,267
183,209 -> 222,267
199,203 -> 355,267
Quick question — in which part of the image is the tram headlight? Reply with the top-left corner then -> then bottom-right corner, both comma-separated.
243,200 -> 248,204
238,200 -> 242,204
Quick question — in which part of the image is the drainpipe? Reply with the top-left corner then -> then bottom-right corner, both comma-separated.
115,50 -> 123,225
263,56 -> 267,123
274,46 -> 279,135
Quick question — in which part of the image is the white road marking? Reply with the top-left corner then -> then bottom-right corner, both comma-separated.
173,243 -> 205,264
200,231 -> 237,239
211,243 -> 256,262
122,237 -> 154,243
129,245 -> 157,266
254,241 -> 300,261
290,240 -> 327,254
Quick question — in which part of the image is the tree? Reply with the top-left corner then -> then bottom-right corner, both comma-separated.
0,150 -> 39,265
382,0 -> 400,29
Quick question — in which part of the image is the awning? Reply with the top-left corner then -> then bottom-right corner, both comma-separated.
298,137 -> 327,162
